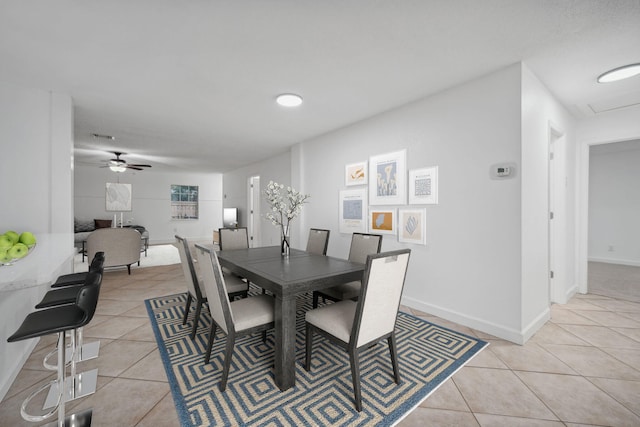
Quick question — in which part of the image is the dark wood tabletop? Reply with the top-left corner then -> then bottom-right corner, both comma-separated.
217,246 -> 364,296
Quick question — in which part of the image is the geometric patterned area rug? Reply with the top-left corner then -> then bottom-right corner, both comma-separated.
145,290 -> 488,426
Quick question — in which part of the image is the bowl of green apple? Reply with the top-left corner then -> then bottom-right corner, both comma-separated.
0,230 -> 36,266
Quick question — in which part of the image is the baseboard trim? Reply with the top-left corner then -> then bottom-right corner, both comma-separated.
588,257 -> 640,267
521,307 -> 551,343
565,283 -> 579,301
401,296 -> 527,345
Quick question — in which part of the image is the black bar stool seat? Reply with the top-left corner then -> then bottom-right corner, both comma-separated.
36,286 -> 85,309
9,306 -> 87,341
51,252 -> 104,288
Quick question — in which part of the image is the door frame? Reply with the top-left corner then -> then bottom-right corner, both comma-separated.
548,123 -> 566,303
248,175 -> 261,248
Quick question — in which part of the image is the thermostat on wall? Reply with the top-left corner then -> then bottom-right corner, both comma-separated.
490,163 -> 517,180
496,166 -> 511,176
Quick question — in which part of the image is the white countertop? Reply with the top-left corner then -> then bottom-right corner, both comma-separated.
0,233 -> 75,292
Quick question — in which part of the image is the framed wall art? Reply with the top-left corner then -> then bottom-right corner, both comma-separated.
171,185 -> 199,220
409,166 -> 438,204
369,149 -> 406,205
369,208 -> 396,235
398,208 -> 426,245
345,161 -> 367,186
105,183 -> 132,211
339,188 -> 367,234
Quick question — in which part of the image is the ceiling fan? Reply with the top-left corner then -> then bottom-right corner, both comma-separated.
103,151 -> 152,172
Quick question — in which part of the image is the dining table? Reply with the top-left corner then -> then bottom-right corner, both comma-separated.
215,245 -> 365,391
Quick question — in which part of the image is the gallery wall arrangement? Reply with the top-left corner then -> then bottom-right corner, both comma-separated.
339,148 -> 437,246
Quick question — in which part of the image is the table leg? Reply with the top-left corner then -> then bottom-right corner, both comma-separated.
274,294 -> 296,391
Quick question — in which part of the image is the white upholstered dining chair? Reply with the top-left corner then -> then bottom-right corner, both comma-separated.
218,227 -> 249,250
312,232 -> 382,308
175,235 -> 206,340
305,249 -> 411,411
194,243 -> 275,391
306,228 -> 330,255
175,235 -> 248,340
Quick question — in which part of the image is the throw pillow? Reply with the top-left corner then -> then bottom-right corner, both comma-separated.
94,219 -> 113,229
75,219 -> 95,233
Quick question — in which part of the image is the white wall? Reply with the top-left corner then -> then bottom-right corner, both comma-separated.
0,85 -> 74,236
74,165 -> 223,244
222,63 -> 581,344
0,82 -> 74,400
299,64 -> 526,342
588,141 -> 640,265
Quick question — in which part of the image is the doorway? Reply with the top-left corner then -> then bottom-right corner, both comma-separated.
587,139 -> 640,301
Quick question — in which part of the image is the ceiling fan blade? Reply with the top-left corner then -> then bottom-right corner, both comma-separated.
101,151 -> 150,171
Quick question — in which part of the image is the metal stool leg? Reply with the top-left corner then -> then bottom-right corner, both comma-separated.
43,328 -> 98,410
43,328 -> 100,370
20,332 -> 65,423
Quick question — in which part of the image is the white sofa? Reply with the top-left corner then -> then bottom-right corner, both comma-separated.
87,228 -> 142,274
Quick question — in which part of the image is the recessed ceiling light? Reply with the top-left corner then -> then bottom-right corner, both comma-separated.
597,63 -> 640,83
276,93 -> 303,107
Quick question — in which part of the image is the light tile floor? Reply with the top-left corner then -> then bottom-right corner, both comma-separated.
1,262 -> 639,426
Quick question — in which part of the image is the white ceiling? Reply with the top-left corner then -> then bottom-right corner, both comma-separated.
2,1 -> 639,173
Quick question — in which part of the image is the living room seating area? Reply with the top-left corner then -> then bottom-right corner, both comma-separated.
74,218 -> 149,259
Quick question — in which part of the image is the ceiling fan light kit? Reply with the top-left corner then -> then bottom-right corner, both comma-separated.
102,151 -> 152,173
109,165 -> 127,173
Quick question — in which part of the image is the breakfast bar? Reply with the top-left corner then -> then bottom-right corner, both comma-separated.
0,233 -> 75,400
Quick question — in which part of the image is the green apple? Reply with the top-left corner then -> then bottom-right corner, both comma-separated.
0,235 -> 13,251
7,243 -> 29,259
0,249 -> 11,263
4,231 -> 19,245
19,232 -> 36,248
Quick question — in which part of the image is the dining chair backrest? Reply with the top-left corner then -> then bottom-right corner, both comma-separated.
219,227 -> 249,251
306,228 -> 330,255
175,235 -> 204,299
348,232 -> 383,264
352,249 -> 411,348
195,244 -> 233,335
89,251 -> 106,273
75,271 -> 103,325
